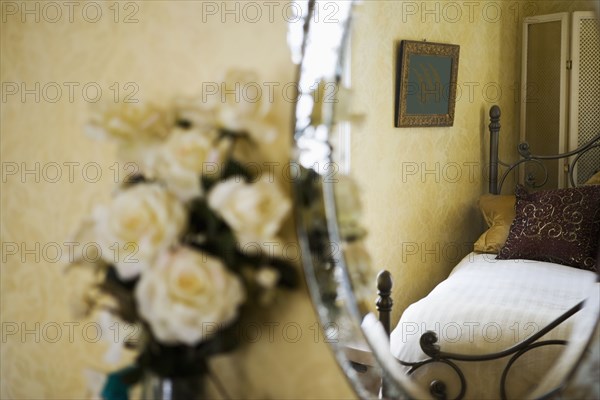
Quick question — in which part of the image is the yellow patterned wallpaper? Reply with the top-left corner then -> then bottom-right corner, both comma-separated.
0,2 -> 354,398
350,0 -> 597,323
2,1 -> 597,399
350,0 -> 520,322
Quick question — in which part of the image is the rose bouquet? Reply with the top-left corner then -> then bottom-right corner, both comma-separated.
70,71 -> 298,399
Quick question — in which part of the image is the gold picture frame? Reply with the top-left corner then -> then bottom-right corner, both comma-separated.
395,40 -> 460,127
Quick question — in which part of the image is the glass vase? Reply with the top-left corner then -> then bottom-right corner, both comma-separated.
142,372 -> 206,400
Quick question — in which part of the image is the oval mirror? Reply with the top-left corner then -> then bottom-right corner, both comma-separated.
290,1 -> 600,399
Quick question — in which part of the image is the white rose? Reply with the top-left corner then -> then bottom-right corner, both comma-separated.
207,177 -> 291,251
135,247 -> 245,345
152,127 -> 223,201
255,267 -> 279,289
217,70 -> 267,121
254,266 -> 281,305
86,101 -> 173,143
215,70 -> 276,143
173,96 -> 219,131
85,102 -> 174,175
93,184 -> 186,280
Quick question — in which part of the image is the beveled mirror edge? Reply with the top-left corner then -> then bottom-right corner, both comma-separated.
528,288 -> 600,399
288,0 -> 364,396
290,1 -> 600,399
289,1 -> 426,398
289,1 -> 375,398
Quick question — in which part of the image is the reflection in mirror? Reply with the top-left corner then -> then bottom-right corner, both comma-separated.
289,1 -> 427,398
520,13 -> 568,189
293,0 -> 600,399
520,10 -> 600,189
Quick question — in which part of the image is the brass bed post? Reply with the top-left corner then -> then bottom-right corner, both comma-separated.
489,105 -> 501,194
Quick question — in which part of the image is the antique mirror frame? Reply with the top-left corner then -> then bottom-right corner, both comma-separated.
287,1 -> 426,398
289,1 -> 600,399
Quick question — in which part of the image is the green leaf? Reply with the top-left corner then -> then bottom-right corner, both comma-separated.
188,198 -> 224,236
137,319 -> 242,378
119,365 -> 144,385
121,174 -> 148,187
234,252 -> 261,268
266,257 -> 299,289
221,160 -> 254,182
97,267 -> 139,323
106,266 -> 138,290
201,175 -> 218,192
207,231 -> 239,270
230,251 -> 300,289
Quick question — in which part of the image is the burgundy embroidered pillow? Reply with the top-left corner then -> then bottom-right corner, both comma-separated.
497,185 -> 600,271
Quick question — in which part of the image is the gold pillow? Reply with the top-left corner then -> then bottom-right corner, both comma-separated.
473,194 -> 516,253
585,171 -> 600,185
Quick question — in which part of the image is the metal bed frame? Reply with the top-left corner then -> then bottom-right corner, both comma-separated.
375,105 -> 600,400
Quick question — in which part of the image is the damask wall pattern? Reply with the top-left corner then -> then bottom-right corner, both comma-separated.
350,0 -> 597,322
1,1 -> 597,399
0,2 -> 354,398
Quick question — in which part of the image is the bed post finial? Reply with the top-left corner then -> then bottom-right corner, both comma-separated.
489,105 -> 501,194
376,270 -> 393,336
376,270 -> 393,399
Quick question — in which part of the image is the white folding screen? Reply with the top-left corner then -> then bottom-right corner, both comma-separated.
520,13 -> 569,189
569,11 -> 600,185
521,11 -> 600,188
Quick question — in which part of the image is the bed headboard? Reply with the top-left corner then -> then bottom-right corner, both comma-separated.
488,105 -> 600,194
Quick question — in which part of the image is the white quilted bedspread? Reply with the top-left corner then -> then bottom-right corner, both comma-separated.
389,253 -> 598,399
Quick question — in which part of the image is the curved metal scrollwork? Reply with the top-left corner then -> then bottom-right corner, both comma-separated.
401,356 -> 467,400
567,142 -> 600,187
393,301 -> 583,400
290,1 -> 429,399
489,105 -> 600,194
499,340 -> 567,400
419,331 -> 441,358
496,133 -> 600,193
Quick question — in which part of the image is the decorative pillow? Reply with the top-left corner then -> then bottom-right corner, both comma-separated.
474,195 -> 516,253
497,185 -> 600,271
585,171 -> 600,185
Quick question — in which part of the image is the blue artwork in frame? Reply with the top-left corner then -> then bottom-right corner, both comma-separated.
395,41 -> 460,127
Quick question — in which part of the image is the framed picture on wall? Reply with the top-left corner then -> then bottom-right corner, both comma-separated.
395,40 -> 460,127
